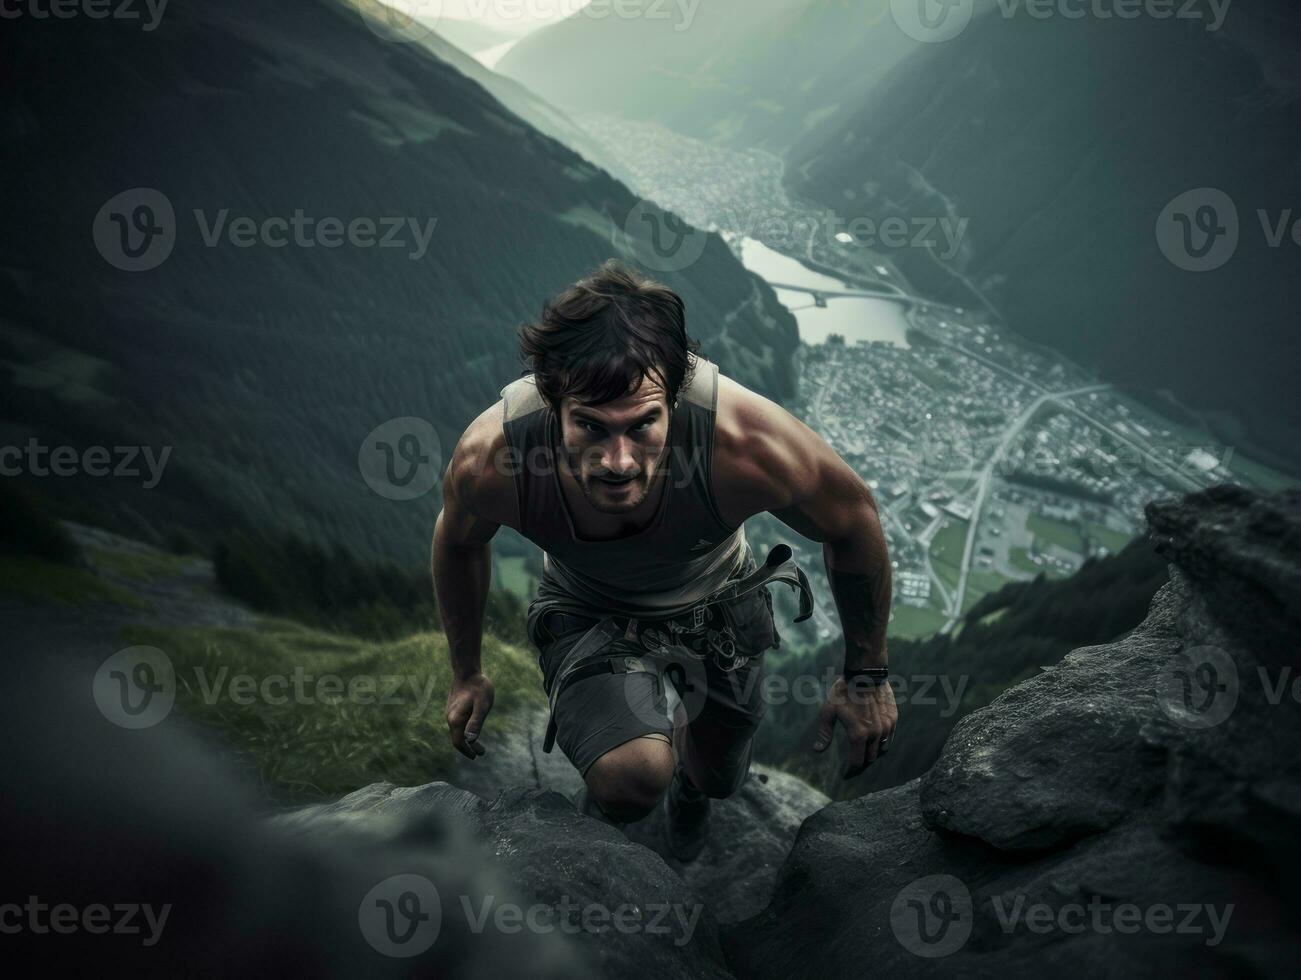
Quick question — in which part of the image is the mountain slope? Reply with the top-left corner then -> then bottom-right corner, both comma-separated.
786,5 -> 1301,473
0,0 -> 798,563
497,0 -> 919,152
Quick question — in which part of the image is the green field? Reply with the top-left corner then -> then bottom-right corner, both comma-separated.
1026,512 -> 1086,554
1009,546 -> 1042,577
1084,522 -> 1132,555
888,602 -> 948,640
0,554 -> 147,609
122,616 -> 546,801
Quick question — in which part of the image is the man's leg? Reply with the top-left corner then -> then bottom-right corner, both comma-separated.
582,733 -> 674,824
533,612 -> 677,825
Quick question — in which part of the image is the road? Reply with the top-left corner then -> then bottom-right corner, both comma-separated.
939,383 -> 1112,633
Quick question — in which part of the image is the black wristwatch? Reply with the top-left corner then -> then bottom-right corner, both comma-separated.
843,666 -> 891,687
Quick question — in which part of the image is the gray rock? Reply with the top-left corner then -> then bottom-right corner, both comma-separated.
726,485 -> 1301,978
623,765 -> 830,924
278,781 -> 736,980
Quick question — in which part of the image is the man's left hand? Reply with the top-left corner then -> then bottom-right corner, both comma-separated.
812,675 -> 898,779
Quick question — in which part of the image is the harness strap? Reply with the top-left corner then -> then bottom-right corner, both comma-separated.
537,543 -> 817,755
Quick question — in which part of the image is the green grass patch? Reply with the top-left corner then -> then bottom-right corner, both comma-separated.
932,559 -> 960,592
967,569 -> 1008,597
929,520 -> 969,566
1009,547 -> 1041,577
88,546 -> 194,583
1083,523 -> 1132,555
0,555 -> 147,608
888,603 -> 947,640
1026,512 -> 1085,554
120,618 -> 546,801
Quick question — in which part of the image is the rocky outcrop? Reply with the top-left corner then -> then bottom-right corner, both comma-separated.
725,485 -> 1301,977
278,782 -> 733,980
439,705 -> 827,925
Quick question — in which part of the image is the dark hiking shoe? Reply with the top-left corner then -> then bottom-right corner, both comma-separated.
664,765 -> 710,863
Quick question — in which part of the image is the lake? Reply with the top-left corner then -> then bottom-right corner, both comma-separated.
736,237 -> 912,348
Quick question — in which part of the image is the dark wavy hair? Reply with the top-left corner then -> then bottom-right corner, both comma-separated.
517,259 -> 701,416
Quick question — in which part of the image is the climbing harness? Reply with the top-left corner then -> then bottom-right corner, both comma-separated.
537,543 -> 815,754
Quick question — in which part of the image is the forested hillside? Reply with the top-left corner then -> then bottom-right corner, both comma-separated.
0,0 -> 798,566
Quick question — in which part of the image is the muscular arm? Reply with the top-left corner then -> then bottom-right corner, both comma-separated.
714,379 -> 897,777
430,402 -> 515,759
716,380 -> 893,669
431,461 -> 497,682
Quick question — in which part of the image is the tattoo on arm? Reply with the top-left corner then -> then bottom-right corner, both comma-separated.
827,564 -> 892,669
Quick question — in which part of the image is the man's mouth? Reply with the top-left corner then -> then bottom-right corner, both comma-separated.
596,475 -> 636,487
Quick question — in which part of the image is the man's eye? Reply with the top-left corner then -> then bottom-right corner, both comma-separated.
580,422 -> 603,434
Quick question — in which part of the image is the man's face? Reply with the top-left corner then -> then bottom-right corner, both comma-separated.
558,374 -> 674,515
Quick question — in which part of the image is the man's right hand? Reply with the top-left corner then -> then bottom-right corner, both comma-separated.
446,673 -> 495,760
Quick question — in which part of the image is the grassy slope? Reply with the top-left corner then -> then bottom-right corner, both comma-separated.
122,618 -> 544,801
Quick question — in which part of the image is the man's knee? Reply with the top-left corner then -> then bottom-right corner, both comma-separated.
584,735 -> 675,823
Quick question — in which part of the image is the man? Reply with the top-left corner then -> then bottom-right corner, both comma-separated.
432,260 -> 896,861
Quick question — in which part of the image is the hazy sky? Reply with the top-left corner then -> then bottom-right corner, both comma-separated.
398,0 -> 593,29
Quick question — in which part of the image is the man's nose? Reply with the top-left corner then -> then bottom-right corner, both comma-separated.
603,435 -> 637,475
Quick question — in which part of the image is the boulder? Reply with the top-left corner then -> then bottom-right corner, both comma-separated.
726,485 -> 1301,978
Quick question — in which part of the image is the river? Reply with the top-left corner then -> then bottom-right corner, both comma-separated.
735,237 -> 912,348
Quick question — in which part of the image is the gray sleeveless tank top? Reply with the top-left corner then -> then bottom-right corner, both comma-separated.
499,353 -> 749,617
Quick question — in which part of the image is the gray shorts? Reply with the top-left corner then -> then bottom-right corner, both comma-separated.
527,579 -> 781,781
